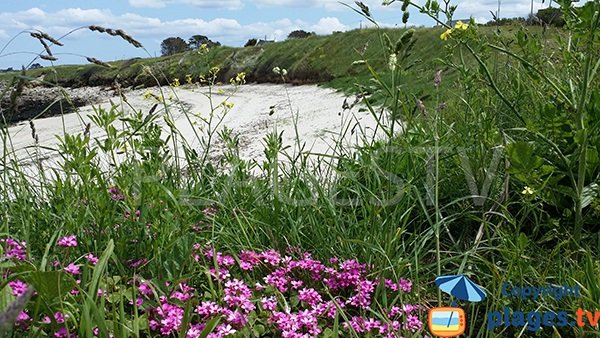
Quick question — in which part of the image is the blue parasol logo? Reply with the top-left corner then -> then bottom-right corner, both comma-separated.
435,275 -> 487,302
428,275 -> 487,337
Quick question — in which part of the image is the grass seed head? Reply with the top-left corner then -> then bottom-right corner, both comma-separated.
88,26 -> 143,48
434,69 -> 443,88
38,39 -> 53,56
88,25 -> 107,33
39,32 -> 64,46
39,54 -> 57,61
86,57 -> 112,68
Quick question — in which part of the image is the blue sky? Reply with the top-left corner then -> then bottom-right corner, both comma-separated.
0,0 -> 551,69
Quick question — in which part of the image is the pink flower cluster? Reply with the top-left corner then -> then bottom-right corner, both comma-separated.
2,236 -> 427,338
164,246 -> 426,338
57,235 -> 78,247
1,238 -> 27,261
108,186 -> 124,200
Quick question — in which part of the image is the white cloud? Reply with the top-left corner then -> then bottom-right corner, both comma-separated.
0,7 -> 350,50
253,0 -> 397,11
129,0 -> 243,9
129,0 -> 165,8
405,0 -> 547,22
311,17 -> 348,34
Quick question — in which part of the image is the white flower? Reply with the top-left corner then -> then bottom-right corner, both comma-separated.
388,53 -> 397,71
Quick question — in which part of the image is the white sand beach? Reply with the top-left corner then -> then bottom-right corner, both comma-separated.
4,83 -> 389,176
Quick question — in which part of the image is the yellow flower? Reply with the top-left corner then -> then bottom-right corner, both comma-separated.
235,72 -> 246,84
455,20 -> 469,30
186,74 -> 193,84
209,66 -> 220,76
222,100 -> 234,109
440,29 -> 452,41
143,90 -> 152,100
198,44 -> 209,55
230,72 -> 247,85
172,78 -> 180,87
522,186 -> 535,195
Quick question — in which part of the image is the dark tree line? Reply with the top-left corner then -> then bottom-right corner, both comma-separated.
485,7 -> 565,27
160,35 -> 221,56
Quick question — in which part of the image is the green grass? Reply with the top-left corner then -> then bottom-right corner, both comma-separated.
0,4 -> 599,337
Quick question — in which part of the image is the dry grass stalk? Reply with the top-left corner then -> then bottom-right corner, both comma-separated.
84,122 -> 91,138
29,120 -> 39,144
0,287 -> 35,335
30,32 -> 54,55
86,57 -> 112,68
39,32 -> 64,46
88,25 -> 143,48
30,31 -> 63,49
434,69 -> 443,88
39,54 -> 57,61
38,39 -> 53,56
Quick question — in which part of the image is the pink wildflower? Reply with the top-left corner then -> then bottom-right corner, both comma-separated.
64,263 -> 80,275
8,279 -> 28,296
298,288 -> 322,306
187,323 -> 206,338
261,296 -> 277,311
223,279 -> 255,312
261,249 -> 281,266
85,253 -> 99,265
404,314 -> 423,332
399,278 -> 412,293
195,301 -> 222,317
139,281 -> 153,296
1,238 -> 27,261
57,235 -> 77,247
239,250 -> 261,271
171,282 -> 195,302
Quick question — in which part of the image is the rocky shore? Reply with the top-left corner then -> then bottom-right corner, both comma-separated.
0,81 -> 115,124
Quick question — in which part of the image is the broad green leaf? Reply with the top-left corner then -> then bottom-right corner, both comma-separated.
27,271 -> 76,302
199,317 -> 220,338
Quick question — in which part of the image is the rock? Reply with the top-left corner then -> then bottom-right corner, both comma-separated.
1,84 -> 113,124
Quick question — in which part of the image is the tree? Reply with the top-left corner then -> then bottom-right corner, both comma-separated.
160,37 -> 189,56
188,35 -> 221,49
29,63 -> 42,70
536,7 -> 565,27
244,38 -> 258,47
287,30 -> 315,39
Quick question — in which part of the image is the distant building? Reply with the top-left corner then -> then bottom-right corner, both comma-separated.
255,39 -> 275,47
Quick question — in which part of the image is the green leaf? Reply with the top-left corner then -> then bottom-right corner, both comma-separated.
26,271 -> 76,302
382,33 -> 393,54
582,183 -> 598,209
517,233 -> 529,250
199,317 -> 221,338
506,142 -> 544,171
89,240 -> 114,297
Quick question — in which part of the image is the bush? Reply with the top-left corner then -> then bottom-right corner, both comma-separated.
244,38 -> 257,47
287,30 -> 315,39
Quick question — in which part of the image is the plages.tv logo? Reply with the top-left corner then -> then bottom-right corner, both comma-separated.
487,283 -> 600,332
428,275 -> 486,337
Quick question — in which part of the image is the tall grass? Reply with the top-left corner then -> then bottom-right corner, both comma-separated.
1,0 -> 599,337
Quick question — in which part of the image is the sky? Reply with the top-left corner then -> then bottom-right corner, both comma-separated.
0,0 -> 552,69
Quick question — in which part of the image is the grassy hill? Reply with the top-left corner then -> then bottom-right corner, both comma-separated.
0,26 -> 536,92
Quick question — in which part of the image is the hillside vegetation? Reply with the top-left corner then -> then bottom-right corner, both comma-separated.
0,26 -> 553,93
1,1 -> 599,335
